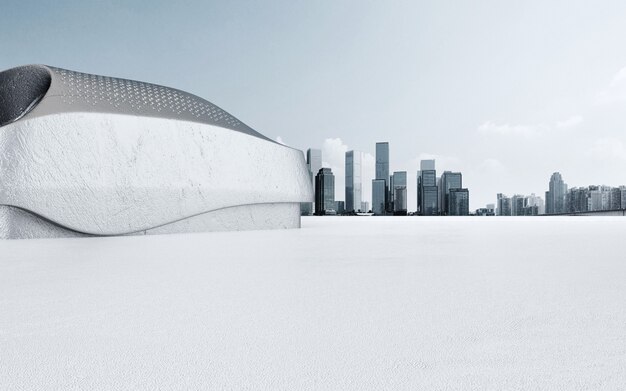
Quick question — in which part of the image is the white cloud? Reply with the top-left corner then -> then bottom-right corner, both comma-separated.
556,115 -> 583,129
595,66 -> 626,105
479,158 -> 506,174
477,121 -> 548,137
587,137 -> 626,161
320,138 -> 374,204
478,116 -> 582,137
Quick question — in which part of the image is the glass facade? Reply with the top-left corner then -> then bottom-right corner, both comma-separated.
372,179 -> 386,215
315,168 -> 335,215
449,189 -> 469,216
345,150 -> 362,212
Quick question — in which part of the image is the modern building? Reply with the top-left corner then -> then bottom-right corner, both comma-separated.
392,171 -> 407,215
439,171 -> 462,215
496,193 -> 512,216
301,148 -> 322,215
372,179 -> 386,215
511,195 -> 525,216
360,202 -> 370,213
345,150 -> 362,213
476,204 -> 495,216
335,201 -> 345,215
418,160 -> 438,215
315,168 -> 335,215
546,172 -> 567,214
449,188 -> 469,216
374,142 -> 390,214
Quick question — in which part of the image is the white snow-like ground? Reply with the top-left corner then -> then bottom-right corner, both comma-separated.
1,216 -> 625,390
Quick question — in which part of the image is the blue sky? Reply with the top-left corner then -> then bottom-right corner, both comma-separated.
3,0 -> 626,209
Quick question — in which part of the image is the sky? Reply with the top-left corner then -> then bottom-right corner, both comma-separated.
3,0 -> 626,210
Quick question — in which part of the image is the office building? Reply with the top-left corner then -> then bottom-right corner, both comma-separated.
546,172 -> 567,214
439,171 -> 462,215
418,160 -> 438,215
372,179 -> 386,215
449,188 -> 469,216
345,150 -> 363,212
301,148 -> 322,215
315,168 -> 335,215
375,142 -> 390,214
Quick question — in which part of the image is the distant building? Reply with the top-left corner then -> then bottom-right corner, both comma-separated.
392,171 -> 407,215
610,187 -> 622,210
345,150 -> 363,212
496,193 -> 512,216
375,142 -> 390,213
301,148 -> 322,215
448,189 -> 469,215
372,179 -> 386,215
476,204 -> 495,216
546,172 -> 567,214
335,200 -> 345,215
511,195 -> 525,216
360,202 -> 370,213
315,168 -> 335,215
418,160 -> 438,215
439,171 -> 462,215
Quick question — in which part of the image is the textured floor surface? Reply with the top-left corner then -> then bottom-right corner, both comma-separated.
1,217 -> 625,390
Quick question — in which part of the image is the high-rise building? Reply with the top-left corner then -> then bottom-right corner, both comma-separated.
610,187 -> 622,210
315,168 -> 335,215
418,160 -> 438,215
360,202 -> 369,213
372,179 -> 386,215
449,188 -> 469,215
301,148 -> 322,215
496,193 -> 512,216
375,142 -> 390,214
392,171 -> 407,215
345,150 -> 362,212
439,171 -> 462,215
335,200 -> 345,215
511,195 -> 525,216
546,172 -> 567,214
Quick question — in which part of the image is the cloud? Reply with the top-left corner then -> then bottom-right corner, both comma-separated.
477,121 -> 548,137
595,66 -> 626,105
478,116 -> 582,137
320,138 -> 374,204
479,158 -> 506,174
587,137 -> 626,161
556,115 -> 583,129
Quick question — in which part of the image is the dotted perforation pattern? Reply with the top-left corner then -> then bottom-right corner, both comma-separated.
50,67 -> 247,132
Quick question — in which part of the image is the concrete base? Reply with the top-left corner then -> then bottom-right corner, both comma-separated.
0,203 -> 301,239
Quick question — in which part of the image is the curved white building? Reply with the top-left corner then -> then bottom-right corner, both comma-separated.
0,65 -> 312,239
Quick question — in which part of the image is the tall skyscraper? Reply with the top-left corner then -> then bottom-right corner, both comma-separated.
301,148 -> 322,215
418,160 -> 438,215
374,142 -> 390,214
372,179 -> 386,215
449,189 -> 469,216
496,193 -> 512,216
345,150 -> 362,212
546,172 -> 567,214
392,171 -> 407,215
315,168 -> 335,215
439,171 -> 462,215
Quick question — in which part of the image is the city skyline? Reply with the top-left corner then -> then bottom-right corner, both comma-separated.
4,1 -> 626,211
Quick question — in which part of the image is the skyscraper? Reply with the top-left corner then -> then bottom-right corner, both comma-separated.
449,188 -> 469,216
345,150 -> 362,212
546,172 -> 567,214
301,148 -> 322,215
392,171 -> 407,215
439,171 -> 462,215
374,142 -> 390,214
315,168 -> 335,215
418,160 -> 438,215
372,179 -> 386,215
